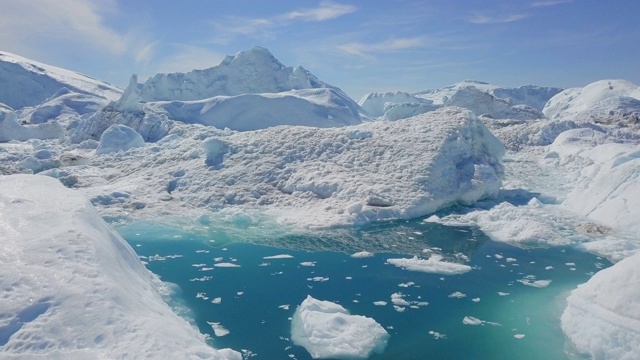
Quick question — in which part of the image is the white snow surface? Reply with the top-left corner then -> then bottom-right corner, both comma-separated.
359,80 -> 556,121
149,88 -> 363,131
138,46 -> 353,104
543,79 -> 640,122
0,174 -> 239,359
0,51 -> 122,109
562,250 -> 640,360
290,295 -> 389,359
0,104 -> 63,143
95,124 -> 146,155
51,107 -> 504,229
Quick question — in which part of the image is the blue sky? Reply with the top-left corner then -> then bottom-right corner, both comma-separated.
1,0 -> 639,99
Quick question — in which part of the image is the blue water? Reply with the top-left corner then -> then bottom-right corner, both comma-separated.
119,219 -> 608,360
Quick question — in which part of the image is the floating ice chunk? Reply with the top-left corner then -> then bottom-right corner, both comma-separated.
214,262 -> 241,268
307,277 -> 329,282
448,291 -> 467,299
391,293 -> 411,306
462,316 -> 501,326
398,282 -> 415,288
498,292 -> 510,296
95,124 -> 145,155
514,334 -> 526,339
351,251 -> 374,258
291,295 -> 389,359
263,254 -> 294,259
428,330 -> 447,340
211,297 -> 222,304
517,279 -> 552,288
279,305 -> 290,310
300,262 -> 316,267
386,255 -> 472,275
208,322 -> 230,337
472,298 -> 481,302
373,301 -> 387,306
462,316 -> 483,326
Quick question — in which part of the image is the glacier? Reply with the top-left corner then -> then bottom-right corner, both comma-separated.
1,46 -> 640,359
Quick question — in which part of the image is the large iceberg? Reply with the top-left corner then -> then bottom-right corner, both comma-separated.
0,174 -> 240,359
60,107 -> 504,229
291,295 -> 389,359
561,250 -> 640,360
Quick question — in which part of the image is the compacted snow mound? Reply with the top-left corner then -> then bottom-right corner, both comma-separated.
562,250 -> 640,359
0,103 -> 63,142
21,87 -> 110,126
444,86 -> 544,120
62,107 -> 504,229
96,124 -> 146,154
152,88 -> 363,131
291,295 -> 389,359
0,51 -> 122,109
543,79 -> 640,121
357,91 -> 435,118
0,174 -> 240,359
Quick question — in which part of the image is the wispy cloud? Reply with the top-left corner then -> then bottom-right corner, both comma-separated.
212,1 -> 356,44
530,0 -> 572,7
337,38 -> 427,58
0,0 -> 127,56
283,2 -> 356,21
467,12 -> 530,25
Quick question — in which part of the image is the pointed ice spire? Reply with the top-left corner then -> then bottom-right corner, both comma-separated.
114,74 -> 141,112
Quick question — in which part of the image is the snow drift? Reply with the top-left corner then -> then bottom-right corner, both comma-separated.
0,174 -> 239,359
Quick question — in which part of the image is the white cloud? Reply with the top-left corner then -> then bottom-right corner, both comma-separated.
212,2 -> 356,44
283,2 -> 357,21
530,0 -> 572,7
467,12 -> 530,25
0,0 -> 127,56
337,38 -> 426,58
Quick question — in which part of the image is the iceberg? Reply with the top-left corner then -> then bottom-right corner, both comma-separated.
562,251 -> 640,359
0,174 -> 239,359
291,295 -> 389,359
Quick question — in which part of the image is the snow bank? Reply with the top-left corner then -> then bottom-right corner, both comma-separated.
291,295 -> 389,359
95,124 -> 145,154
151,88 -> 362,131
543,79 -> 640,122
0,51 -> 121,109
22,87 -> 110,126
445,86 -> 544,120
561,250 -> 640,359
0,103 -> 63,142
60,107 -> 504,229
0,174 -> 239,359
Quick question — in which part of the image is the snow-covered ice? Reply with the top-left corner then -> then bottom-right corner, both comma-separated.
386,255 -> 472,275
562,250 -> 640,360
291,295 -> 389,359
0,174 -> 239,359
